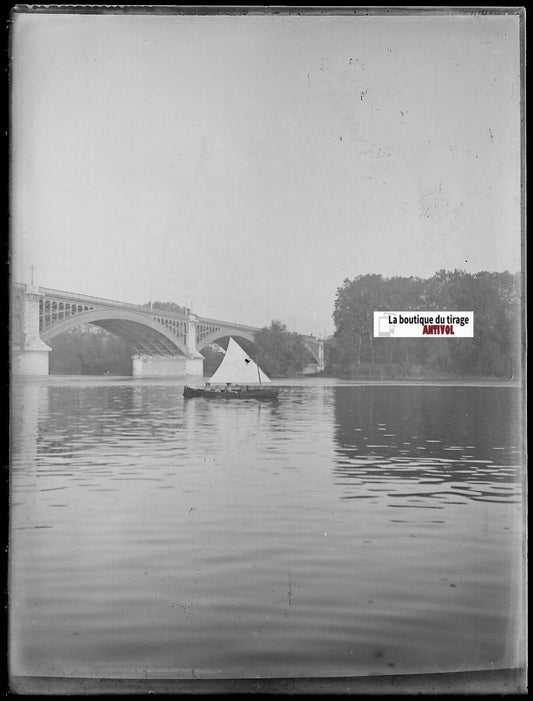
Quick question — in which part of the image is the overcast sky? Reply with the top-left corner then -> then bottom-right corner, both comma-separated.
11,11 -> 522,336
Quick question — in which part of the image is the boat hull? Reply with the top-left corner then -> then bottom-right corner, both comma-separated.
183,386 -> 279,400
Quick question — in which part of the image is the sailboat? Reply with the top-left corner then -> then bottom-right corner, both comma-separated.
183,337 -> 279,399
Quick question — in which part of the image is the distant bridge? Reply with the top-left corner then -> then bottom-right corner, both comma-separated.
11,283 -> 324,377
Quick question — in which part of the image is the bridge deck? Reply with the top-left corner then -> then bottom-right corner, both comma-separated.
15,283 -> 261,332
13,282 -> 323,351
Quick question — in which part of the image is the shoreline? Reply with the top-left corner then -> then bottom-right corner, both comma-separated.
12,374 -> 522,388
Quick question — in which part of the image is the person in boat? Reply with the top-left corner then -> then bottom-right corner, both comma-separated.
205,382 -> 221,393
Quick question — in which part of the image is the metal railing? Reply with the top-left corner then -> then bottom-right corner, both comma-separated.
14,282 -> 261,330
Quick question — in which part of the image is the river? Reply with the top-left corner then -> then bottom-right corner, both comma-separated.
9,377 -> 525,680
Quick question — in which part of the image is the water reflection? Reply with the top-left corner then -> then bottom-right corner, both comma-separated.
332,386 -> 521,505
9,380 -> 523,679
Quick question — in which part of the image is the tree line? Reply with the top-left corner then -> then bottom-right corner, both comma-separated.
48,325 -> 133,375
329,270 -> 521,379
47,271 -> 521,379
47,318 -> 314,377
200,322 -> 312,378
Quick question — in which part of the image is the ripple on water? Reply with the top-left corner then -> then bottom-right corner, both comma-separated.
9,381 -> 523,679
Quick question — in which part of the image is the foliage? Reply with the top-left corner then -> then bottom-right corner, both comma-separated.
332,270 -> 521,378
145,301 -> 190,315
48,275 -> 519,380
49,326 -> 133,375
48,321 -> 313,378
201,344 -> 225,375
254,321 -> 312,377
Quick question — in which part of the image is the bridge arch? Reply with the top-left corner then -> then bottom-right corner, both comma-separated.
196,329 -> 256,352
40,309 -> 189,357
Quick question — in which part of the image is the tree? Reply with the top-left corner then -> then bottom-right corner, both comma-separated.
254,321 -> 311,377
333,275 -> 385,367
145,301 -> 190,315
332,270 -> 521,378
49,326 -> 133,375
201,343 -> 225,375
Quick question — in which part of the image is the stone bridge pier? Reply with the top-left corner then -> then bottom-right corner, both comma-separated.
11,285 -> 52,377
131,314 -> 204,378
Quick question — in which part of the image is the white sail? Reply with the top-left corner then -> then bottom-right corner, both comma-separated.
208,337 -> 271,385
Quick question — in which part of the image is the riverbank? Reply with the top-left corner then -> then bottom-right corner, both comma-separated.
14,374 -> 522,389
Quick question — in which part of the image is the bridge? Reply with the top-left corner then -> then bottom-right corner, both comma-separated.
11,282 -> 325,377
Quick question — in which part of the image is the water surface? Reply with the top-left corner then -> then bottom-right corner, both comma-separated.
10,378 -> 524,679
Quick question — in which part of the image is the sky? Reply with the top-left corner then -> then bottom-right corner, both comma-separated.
10,10 -> 522,336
